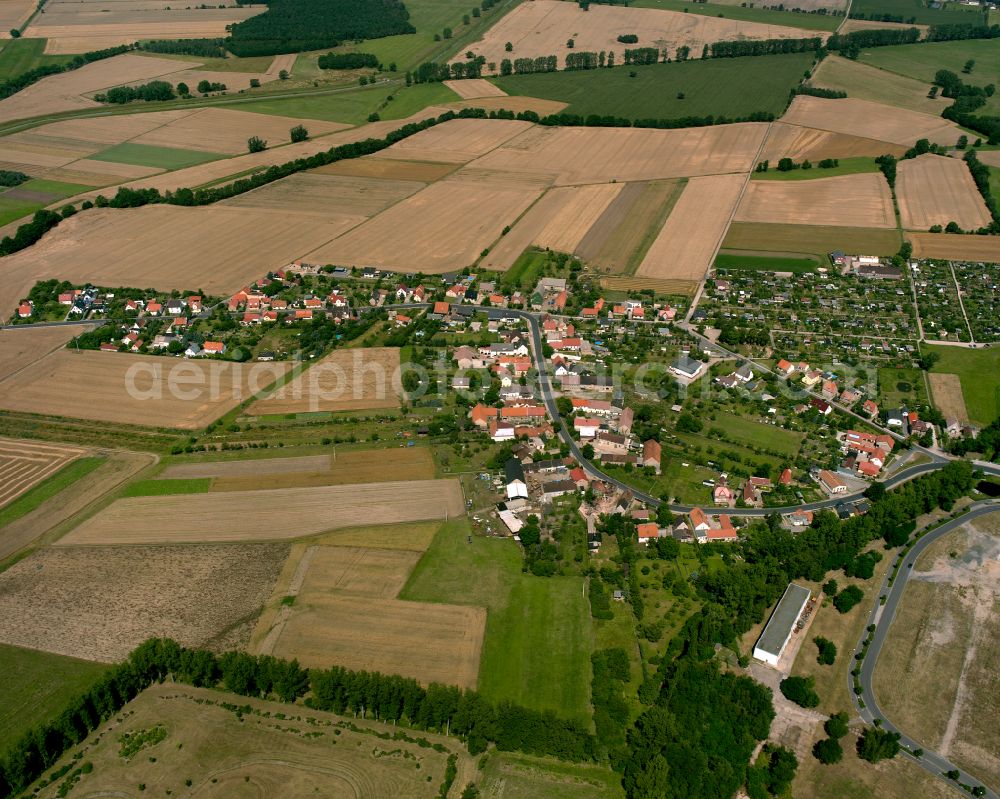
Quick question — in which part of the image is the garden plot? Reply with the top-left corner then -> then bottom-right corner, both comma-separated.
896,154 -> 992,231
735,172 -> 896,228
0,437 -> 86,509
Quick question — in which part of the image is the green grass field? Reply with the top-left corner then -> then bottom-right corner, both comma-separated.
0,456 -> 104,530
0,38 -> 70,76
631,0 -> 841,30
0,196 -> 41,226
711,410 -> 804,456
121,478 -> 211,497
752,157 -> 879,181
401,518 -> 593,723
0,178 -> 94,225
237,82 -> 455,124
479,751 -> 625,799
501,248 -> 549,292
17,178 -> 93,197
0,644 -> 108,751
850,0 -> 986,25
723,222 -> 902,260
493,52 -> 814,120
989,166 -> 1000,203
90,142 -> 227,170
925,344 -> 1000,426
715,252 -> 820,273
878,365 -> 928,411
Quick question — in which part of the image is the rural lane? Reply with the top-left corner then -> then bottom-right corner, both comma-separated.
851,501 -> 1000,799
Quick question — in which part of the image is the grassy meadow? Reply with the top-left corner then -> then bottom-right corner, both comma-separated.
715,252 -> 820,273
723,222 -> 903,260
925,344 -> 1000,426
90,143 -> 227,170
631,0 -> 841,30
752,157 -> 880,181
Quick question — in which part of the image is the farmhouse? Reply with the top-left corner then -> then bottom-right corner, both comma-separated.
753,583 -> 812,667
819,469 -> 847,494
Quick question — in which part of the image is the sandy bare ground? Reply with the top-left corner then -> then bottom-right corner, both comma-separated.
59,479 -> 465,545
637,173 -> 745,281
761,122 -> 908,162
928,373 -> 970,423
896,154 -> 992,231
0,324 -> 90,382
781,95 -> 965,147
0,0 -> 35,35
378,117 -> 533,164
220,172 -> 424,218
0,54 -> 198,124
0,349 -> 290,429
532,183 -> 624,252
0,543 -> 286,661
0,436 -> 86,509
459,0 -> 822,71
0,204 -> 357,318
0,449 -> 154,562
303,177 -> 543,273
811,55 -> 952,116
735,172 -> 896,228
908,233 -> 1000,263
472,122 -> 769,185
443,78 -> 507,99
248,348 -> 402,415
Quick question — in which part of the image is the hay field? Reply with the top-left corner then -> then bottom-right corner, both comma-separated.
443,78 -> 507,99
249,347 -> 402,415
378,117 -> 534,164
928,372 -> 969,423
0,53 -> 193,123
473,122 -> 768,185
33,685 -> 468,799
303,178 -> 543,273
59,479 -> 465,545
781,95 -> 965,147
896,154 -> 992,231
532,182 -> 624,252
0,350 -> 289,429
0,437 -> 86,509
735,172 -> 896,227
761,122 -> 908,162
810,55 -> 953,115
908,232 -> 1000,263
636,173 -> 745,281
0,544 -> 286,661
460,0 -> 821,72
0,324 -> 89,382
220,172 -> 423,218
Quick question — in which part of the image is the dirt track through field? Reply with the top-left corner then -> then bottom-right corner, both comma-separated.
896,154 -> 992,231
928,373 -> 969,423
735,172 -> 896,228
58,479 -> 465,545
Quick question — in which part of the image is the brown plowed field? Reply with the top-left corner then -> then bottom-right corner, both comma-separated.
532,183 -> 624,252
0,350 -> 289,429
248,347 -> 402,415
761,122 -> 908,162
908,233 -> 1000,263
0,544 -> 287,661
0,324 -> 90,382
928,373 -> 969,423
0,437 -> 86,509
303,178 -> 542,273
735,172 -> 896,228
378,118 -> 533,163
460,0 -> 822,71
637,173 -> 746,281
896,154 -> 992,231
473,122 -> 768,185
58,479 -> 465,545
781,95 -> 964,147
443,78 -> 507,99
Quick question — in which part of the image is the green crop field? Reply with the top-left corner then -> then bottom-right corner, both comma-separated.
480,751 -> 625,799
715,252 -> 820,273
632,0 -> 841,31
723,222 -> 902,260
16,178 -> 93,197
752,157 -> 879,181
0,644 -> 108,751
925,344 -> 1000,426
0,196 -> 41,227
401,518 -> 593,723
493,52 -> 813,120
849,0 -> 986,25
0,178 -> 93,226
90,143 -> 227,170
0,38 -> 70,77
121,478 -> 212,497
237,82 -> 455,124
0,456 -> 103,530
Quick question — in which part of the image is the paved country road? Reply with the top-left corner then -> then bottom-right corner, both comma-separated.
851,501 -> 1000,799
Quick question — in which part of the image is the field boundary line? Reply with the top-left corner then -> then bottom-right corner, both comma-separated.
0,330 -> 79,387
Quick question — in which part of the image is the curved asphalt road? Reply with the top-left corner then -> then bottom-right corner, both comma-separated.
851,501 -> 1000,799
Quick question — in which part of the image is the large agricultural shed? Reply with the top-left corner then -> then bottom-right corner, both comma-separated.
753,583 -> 811,667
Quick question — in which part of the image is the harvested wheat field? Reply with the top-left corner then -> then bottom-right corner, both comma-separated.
532,183 -> 624,252
59,479 -> 465,546
0,350 -> 289,429
0,324 -> 90,382
160,453 -> 333,479
304,178 -> 542,273
379,118 -> 533,164
297,546 -> 421,599
0,544 -> 286,661
220,172 -> 423,218
637,173 -> 746,282
781,95 -> 964,147
478,187 -> 573,270
0,0 -> 34,34
461,0 -> 821,72
314,156 -> 457,182
250,347 -> 402,415
896,154 -> 992,231
735,172 -> 896,227
474,122 -> 768,185
978,151 -> 1000,169
443,78 -> 507,99
761,121 -> 908,162
908,233 -> 1000,263
929,373 -> 969,423
0,53 -> 192,123
45,158 -> 165,185
811,55 -> 953,116
0,437 -> 86,509
601,275 -> 699,296
309,520 -> 442,552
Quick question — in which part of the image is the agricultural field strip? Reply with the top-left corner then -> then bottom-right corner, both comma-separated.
0,438 -> 87,509
908,233 -> 1000,263
442,78 -> 508,99
159,454 -> 332,479
0,324 -> 92,382
735,172 -> 896,228
57,479 -> 466,545
895,154 -> 992,231
761,122 -> 909,162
